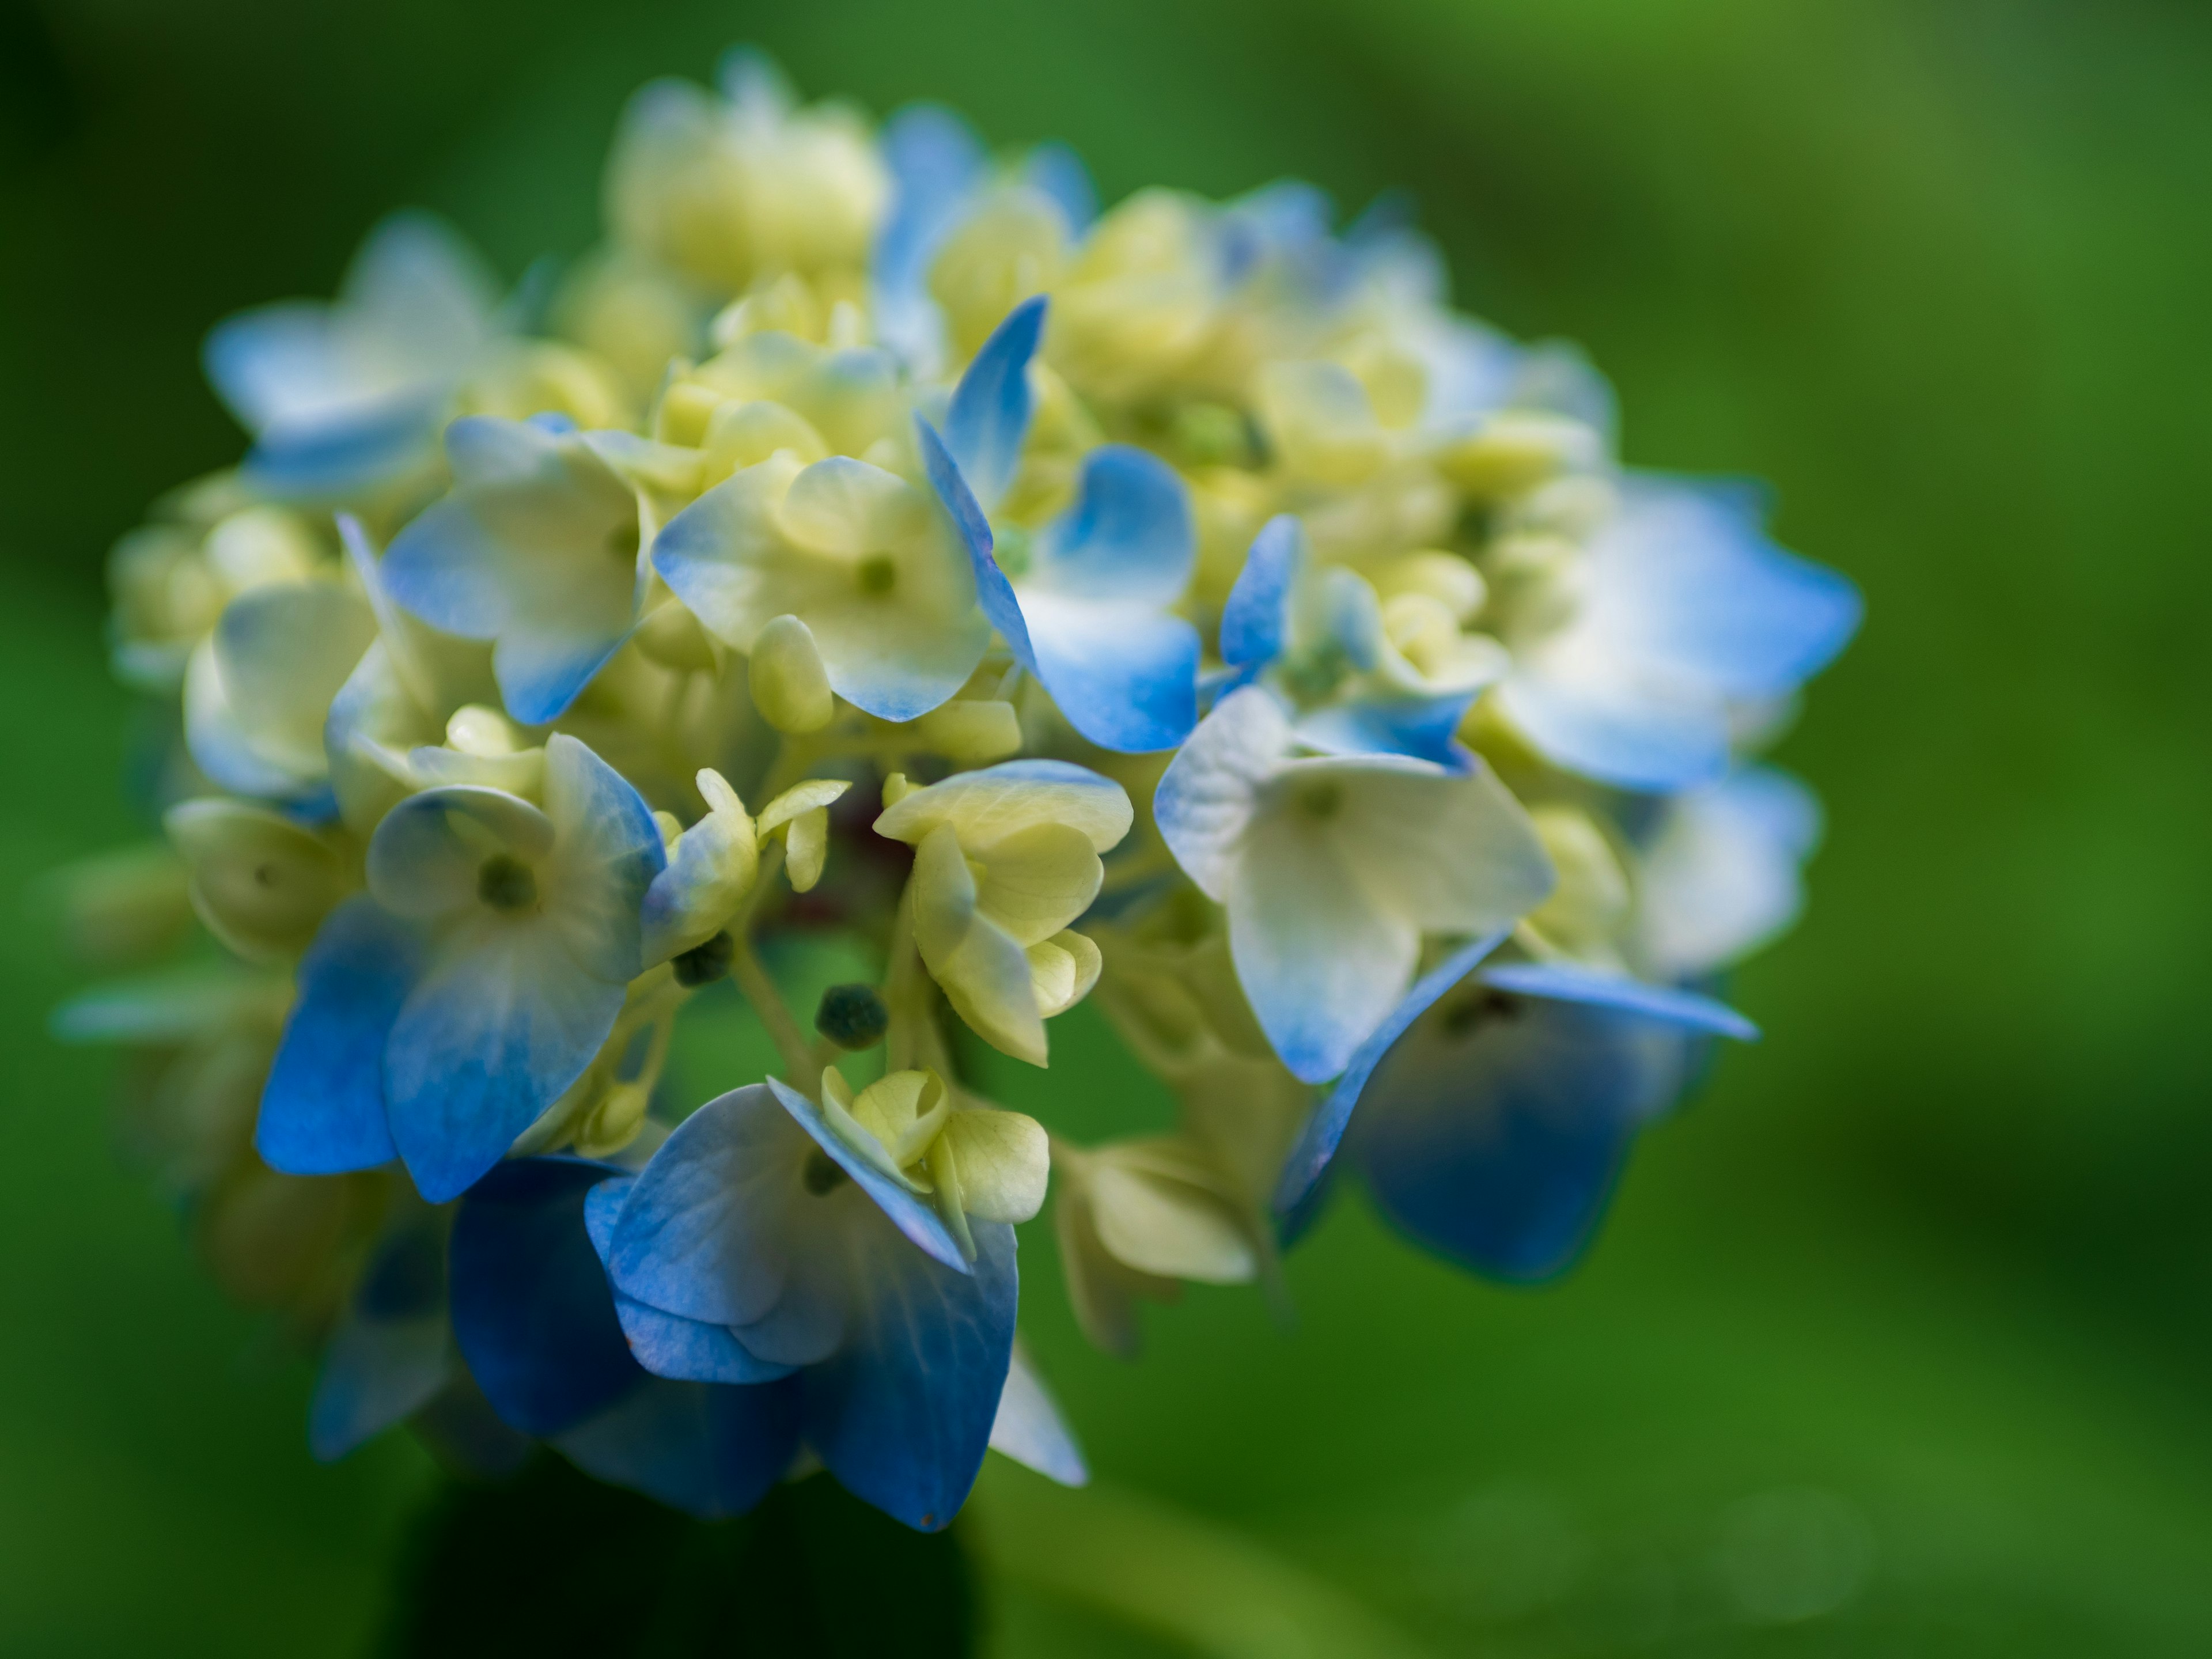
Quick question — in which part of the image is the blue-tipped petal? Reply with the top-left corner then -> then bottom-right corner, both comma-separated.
1611,480 -> 1862,700
916,416 -> 1033,668
257,896 -> 422,1175
556,1375 -> 804,1522
382,923 -> 626,1203
876,104 -> 987,288
1274,931 -> 1508,1215
800,1217 -> 1017,1531
381,494 -> 516,641
944,296 -> 1046,510
1294,692 -> 1475,770
493,627 -> 633,728
1219,515 -> 1301,669
1478,960 -> 1758,1040
241,397 -> 444,501
449,1159 -> 642,1437
768,1077 -> 969,1273
1495,674 -> 1734,794
1023,601 -> 1199,752
1033,445 -> 1194,605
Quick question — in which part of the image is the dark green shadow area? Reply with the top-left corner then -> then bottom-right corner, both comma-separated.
381,1459 -> 969,1658
3,0 -> 2208,1653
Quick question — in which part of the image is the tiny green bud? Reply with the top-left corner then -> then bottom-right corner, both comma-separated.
815,982 -> 891,1051
672,930 -> 736,987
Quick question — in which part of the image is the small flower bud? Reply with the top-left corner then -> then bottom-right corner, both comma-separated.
446,704 -> 527,756
672,930 -> 736,987
749,613 -> 834,733
814,982 -> 889,1050
911,700 -> 1022,764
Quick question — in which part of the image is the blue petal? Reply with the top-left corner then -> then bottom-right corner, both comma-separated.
1294,692 -> 1475,770
800,1218 -> 1017,1531
586,1175 -> 796,1386
768,1077 -> 969,1273
1350,991 -> 1701,1281
944,296 -> 1046,510
1274,931 -> 1508,1216
876,104 -> 987,294
495,632 -> 630,728
382,925 -> 627,1203
380,494 -> 514,641
614,1294 -> 798,1387
308,1209 -> 450,1460
916,416 -> 1034,669
257,897 -> 421,1175
556,1375 -> 804,1521
1612,479 -> 1862,700
1033,445 -> 1194,606
1218,515 -> 1301,668
1024,601 -> 1199,752
1495,673 -> 1734,793
603,1084 -> 817,1327
449,1158 -> 643,1437
1478,960 -> 1759,1040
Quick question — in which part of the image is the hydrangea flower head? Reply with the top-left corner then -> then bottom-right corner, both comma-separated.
60,49 -> 1857,1537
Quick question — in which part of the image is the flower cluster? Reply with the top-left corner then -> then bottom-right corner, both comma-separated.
57,51 -> 1857,1530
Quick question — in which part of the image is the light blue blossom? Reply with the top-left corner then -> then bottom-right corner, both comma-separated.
1154,684 -> 1555,1082
1217,514 -> 1506,768
256,733 -> 664,1202
381,416 -> 649,725
1633,764 -> 1825,979
654,443 -> 991,723
872,107 -> 1093,375
184,576 -> 377,815
920,300 -> 1202,752
203,213 -> 501,500
1495,478 -> 1861,791
588,1079 -> 1017,1530
1277,946 -> 1756,1278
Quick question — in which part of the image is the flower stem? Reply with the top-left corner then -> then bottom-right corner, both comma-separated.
728,841 -> 817,1089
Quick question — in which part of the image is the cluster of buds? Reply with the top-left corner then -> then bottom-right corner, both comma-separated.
56,50 -> 1855,1529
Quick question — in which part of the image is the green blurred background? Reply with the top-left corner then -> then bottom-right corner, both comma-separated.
4,0 -> 2209,1652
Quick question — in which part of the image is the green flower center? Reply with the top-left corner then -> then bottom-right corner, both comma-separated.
476,853 -> 540,912
802,1147 -> 850,1195
857,554 -> 897,595
608,516 -> 641,563
1296,780 -> 1345,821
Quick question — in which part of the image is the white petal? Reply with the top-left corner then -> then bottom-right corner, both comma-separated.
1152,687 -> 1291,899
874,759 -> 1132,855
1227,804 -> 1421,1084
